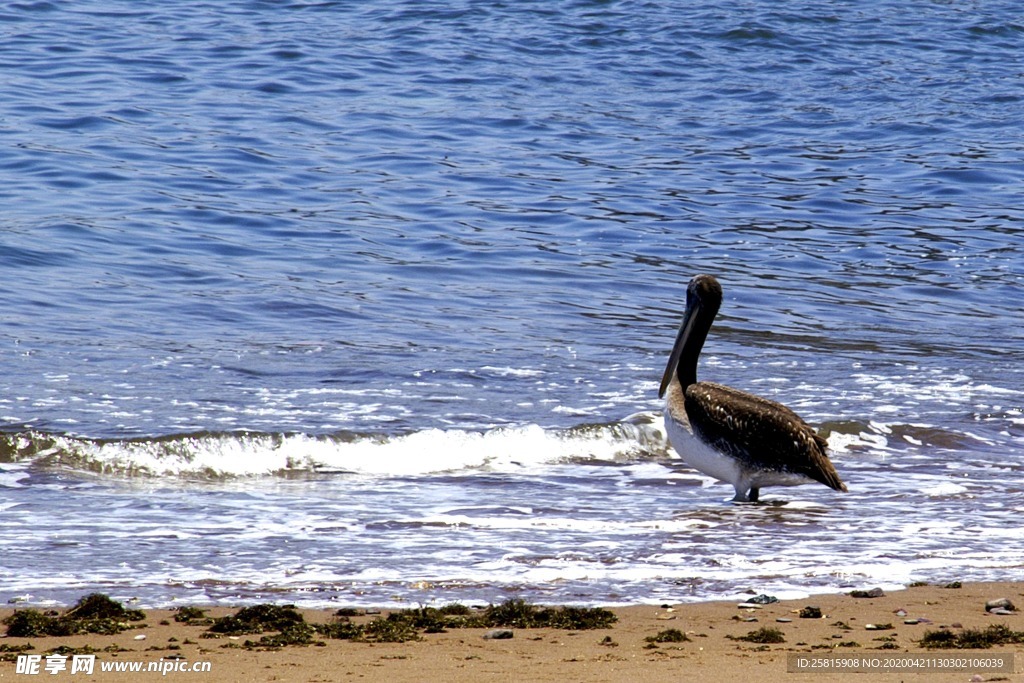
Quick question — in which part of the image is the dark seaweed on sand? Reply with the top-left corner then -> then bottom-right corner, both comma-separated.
204,604 -> 320,649
0,643 -> 35,663
207,604 -> 305,635
328,599 -> 616,637
477,600 -> 617,630
173,606 -> 212,625
919,624 -> 1024,649
3,594 -> 144,638
4,593 -> 615,651
645,628 -> 690,643
203,599 -> 617,648
727,626 -> 786,644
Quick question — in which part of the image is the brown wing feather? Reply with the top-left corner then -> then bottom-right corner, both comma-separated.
684,382 -> 846,491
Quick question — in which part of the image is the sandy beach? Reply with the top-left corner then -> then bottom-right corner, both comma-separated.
0,582 -> 1020,682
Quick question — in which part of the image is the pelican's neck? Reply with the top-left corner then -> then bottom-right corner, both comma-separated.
676,306 -> 714,390
676,341 -> 699,389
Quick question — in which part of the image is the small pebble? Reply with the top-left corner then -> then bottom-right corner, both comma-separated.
894,609 -> 907,617
737,602 -> 763,609
134,635 -> 147,641
483,629 -> 514,640
985,598 -> 1016,613
990,608 -> 1014,616
747,594 -> 779,605
850,587 -> 885,599
799,606 -> 822,619
904,619 -> 921,625
776,618 -> 792,623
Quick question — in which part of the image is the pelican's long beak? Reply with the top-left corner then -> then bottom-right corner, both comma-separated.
658,303 -> 700,398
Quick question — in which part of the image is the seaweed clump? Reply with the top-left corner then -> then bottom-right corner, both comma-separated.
645,628 -> 690,644
0,643 -> 35,663
3,594 -> 145,638
334,599 -> 616,636
207,604 -> 305,635
728,626 -> 786,644
321,600 -> 616,643
173,606 -> 212,625
202,599 -> 616,649
205,604 -> 319,649
919,624 -> 1024,649
357,615 -> 422,643
477,599 -> 616,630
204,603 -> 418,647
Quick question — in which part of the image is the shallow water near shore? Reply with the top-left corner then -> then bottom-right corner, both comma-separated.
1,1 -> 1022,608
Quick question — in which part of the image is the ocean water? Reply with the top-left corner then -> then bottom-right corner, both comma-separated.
1,0 -> 1022,608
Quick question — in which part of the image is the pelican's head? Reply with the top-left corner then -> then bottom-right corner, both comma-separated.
685,274 -> 722,313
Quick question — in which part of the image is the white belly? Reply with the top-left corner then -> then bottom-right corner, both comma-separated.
663,405 -> 743,486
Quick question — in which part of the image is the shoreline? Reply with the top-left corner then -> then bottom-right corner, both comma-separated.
1,581 -> 1021,682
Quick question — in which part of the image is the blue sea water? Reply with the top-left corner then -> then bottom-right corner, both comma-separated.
1,0 -> 1023,608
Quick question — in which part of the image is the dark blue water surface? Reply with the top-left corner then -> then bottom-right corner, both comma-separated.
1,1 -> 1022,608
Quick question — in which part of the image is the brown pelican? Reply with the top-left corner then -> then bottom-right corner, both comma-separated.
658,274 -> 847,502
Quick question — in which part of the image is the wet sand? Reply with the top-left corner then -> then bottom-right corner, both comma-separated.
0,582 -> 1020,682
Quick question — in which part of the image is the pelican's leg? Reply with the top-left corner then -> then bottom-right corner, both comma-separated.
731,486 -> 752,503
731,482 -> 760,503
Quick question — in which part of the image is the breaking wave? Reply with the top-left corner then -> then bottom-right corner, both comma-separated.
0,411 -> 998,480
0,414 -> 670,479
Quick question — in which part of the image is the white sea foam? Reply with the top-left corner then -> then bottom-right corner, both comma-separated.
31,420 -> 667,478
921,481 -> 970,496
825,430 -> 890,453
479,366 -> 545,378
417,514 -> 717,535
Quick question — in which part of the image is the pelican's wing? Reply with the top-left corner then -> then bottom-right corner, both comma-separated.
684,382 -> 846,492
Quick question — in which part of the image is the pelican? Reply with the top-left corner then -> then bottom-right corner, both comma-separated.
658,274 -> 847,502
